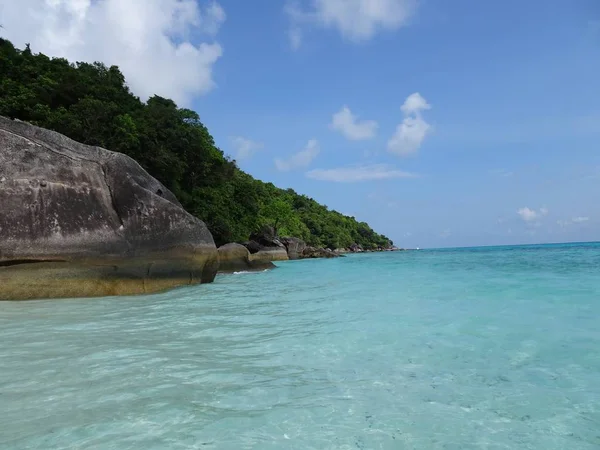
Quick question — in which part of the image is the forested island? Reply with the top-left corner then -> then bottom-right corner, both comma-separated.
0,38 -> 393,251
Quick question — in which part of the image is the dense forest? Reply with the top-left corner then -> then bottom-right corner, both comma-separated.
0,38 -> 393,249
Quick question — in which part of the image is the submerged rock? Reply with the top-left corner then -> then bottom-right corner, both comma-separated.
217,243 -> 274,272
0,116 -> 219,300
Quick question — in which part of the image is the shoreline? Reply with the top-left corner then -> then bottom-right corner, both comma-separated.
216,241 -> 409,276
215,232 -> 405,275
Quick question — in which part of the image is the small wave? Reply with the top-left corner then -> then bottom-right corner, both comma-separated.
233,269 -> 270,275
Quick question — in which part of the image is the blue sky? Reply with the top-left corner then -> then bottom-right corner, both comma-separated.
4,0 -> 600,247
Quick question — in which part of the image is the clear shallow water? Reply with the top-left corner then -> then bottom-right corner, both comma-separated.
1,243 -> 600,449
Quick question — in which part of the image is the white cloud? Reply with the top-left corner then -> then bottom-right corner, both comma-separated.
230,136 -> 263,160
285,0 -> 416,48
388,92 -> 432,156
517,207 -> 548,223
557,216 -> 589,227
330,106 -> 378,140
401,92 -> 431,115
572,216 -> 589,223
306,164 -> 416,182
275,139 -> 320,171
517,207 -> 539,222
1,0 -> 225,106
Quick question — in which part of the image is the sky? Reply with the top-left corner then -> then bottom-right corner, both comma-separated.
1,0 -> 599,248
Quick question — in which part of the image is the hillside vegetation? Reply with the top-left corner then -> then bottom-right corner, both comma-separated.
0,39 -> 392,249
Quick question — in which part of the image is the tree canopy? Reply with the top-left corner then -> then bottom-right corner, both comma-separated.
0,38 -> 393,249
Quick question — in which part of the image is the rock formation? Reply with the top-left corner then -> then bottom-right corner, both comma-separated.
243,230 -> 345,262
348,243 -> 364,253
217,243 -> 274,272
248,226 -> 282,248
280,236 -> 306,260
302,247 -> 342,259
0,117 -> 219,300
249,247 -> 289,264
242,226 -> 289,264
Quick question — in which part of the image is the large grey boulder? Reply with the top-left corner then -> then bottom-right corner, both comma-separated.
243,226 -> 289,263
0,116 -> 219,300
280,236 -> 306,260
242,240 -> 289,263
302,247 -> 342,259
249,247 -> 289,263
249,225 -> 283,248
349,243 -> 364,253
217,243 -> 274,272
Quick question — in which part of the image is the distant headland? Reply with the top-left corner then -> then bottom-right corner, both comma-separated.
0,39 -> 399,300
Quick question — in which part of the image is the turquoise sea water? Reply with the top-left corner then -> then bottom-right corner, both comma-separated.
1,243 -> 599,449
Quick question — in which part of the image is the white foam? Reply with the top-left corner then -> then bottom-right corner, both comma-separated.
232,269 -> 270,275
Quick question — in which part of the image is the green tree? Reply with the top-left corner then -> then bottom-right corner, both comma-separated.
0,38 -> 395,249
259,198 -> 295,236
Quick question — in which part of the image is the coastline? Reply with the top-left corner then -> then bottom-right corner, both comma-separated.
0,114 -> 397,301
215,229 -> 405,275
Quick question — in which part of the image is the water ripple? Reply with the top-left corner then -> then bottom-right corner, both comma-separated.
1,247 -> 600,449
